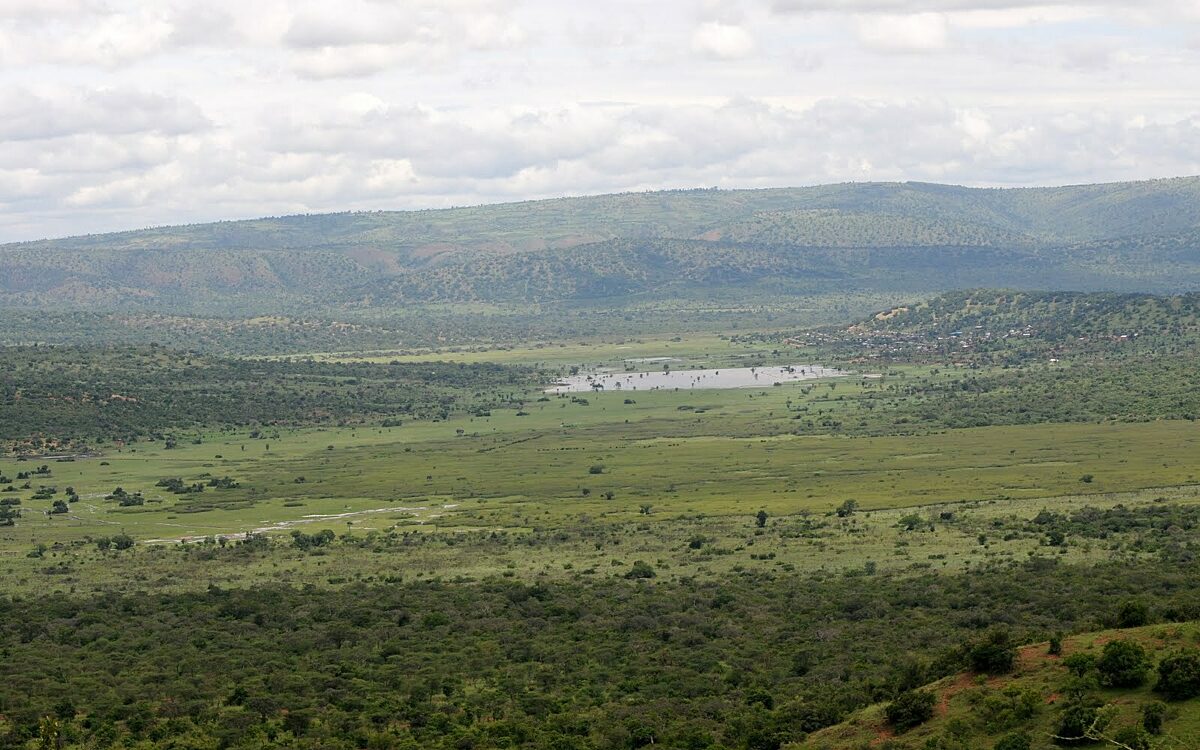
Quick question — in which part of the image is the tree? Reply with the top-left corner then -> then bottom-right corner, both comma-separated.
835,499 -> 858,518
755,510 -> 768,528
624,560 -> 656,579
1096,640 -> 1149,688
1117,599 -> 1150,628
1054,697 -> 1105,746
1155,650 -> 1200,700
884,689 -> 934,732
37,716 -> 61,750
968,629 -> 1018,674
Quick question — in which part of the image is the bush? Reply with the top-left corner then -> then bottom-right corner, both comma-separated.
1062,653 -> 1096,677
975,686 -> 1038,733
994,732 -> 1031,750
884,689 -> 935,732
1096,640 -> 1149,688
1054,697 -> 1102,746
1141,702 -> 1166,735
1111,726 -> 1151,750
1155,650 -> 1200,700
968,629 -> 1018,674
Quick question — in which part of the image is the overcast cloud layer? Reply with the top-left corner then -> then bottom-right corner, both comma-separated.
2,0 -> 1199,241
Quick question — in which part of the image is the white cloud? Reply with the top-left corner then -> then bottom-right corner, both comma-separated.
0,0 -> 1198,240
691,21 -> 756,59
279,0 -> 525,78
854,12 -> 950,52
0,87 -> 209,141
771,0 -> 1169,11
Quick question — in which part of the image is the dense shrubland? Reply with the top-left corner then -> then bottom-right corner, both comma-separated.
0,347 -> 538,445
3,556 -> 1200,749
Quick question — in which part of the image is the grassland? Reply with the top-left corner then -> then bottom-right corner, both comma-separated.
3,289 -> 1200,748
299,332 -> 754,366
7,367 -> 1199,544
3,330 -> 1199,602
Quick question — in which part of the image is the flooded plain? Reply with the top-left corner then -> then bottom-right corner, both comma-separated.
545,364 -> 846,393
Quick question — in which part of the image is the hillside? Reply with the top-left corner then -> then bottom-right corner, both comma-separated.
798,622 -> 1200,749
857,289 -> 1200,340
1,178 -> 1199,316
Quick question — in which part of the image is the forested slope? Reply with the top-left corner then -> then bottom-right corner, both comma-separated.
1,178 -> 1198,315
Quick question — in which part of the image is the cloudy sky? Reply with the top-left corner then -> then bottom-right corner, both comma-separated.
2,0 -> 1199,241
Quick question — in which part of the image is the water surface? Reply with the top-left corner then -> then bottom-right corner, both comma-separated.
545,364 -> 845,393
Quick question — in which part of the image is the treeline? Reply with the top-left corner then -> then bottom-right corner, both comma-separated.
2,556 -> 1199,749
0,346 -> 540,445
885,357 -> 1200,428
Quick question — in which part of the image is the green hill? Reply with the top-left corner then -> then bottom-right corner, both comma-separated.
859,289 -> 1200,339
1,178 -> 1199,316
798,622 -> 1200,749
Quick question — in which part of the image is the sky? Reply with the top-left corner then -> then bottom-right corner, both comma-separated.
2,0 -> 1200,241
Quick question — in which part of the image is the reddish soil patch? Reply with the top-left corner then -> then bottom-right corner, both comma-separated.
936,672 -> 978,716
1016,643 -> 1062,671
869,724 -> 895,747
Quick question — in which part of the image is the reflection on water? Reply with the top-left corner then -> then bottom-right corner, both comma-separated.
545,364 -> 846,393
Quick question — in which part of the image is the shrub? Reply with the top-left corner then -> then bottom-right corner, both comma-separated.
1054,697 -> 1103,746
1141,701 -> 1166,734
1111,726 -> 1151,750
1096,640 -> 1149,688
884,689 -> 935,732
1062,653 -> 1096,677
975,686 -> 1039,732
1155,650 -> 1200,700
994,732 -> 1031,750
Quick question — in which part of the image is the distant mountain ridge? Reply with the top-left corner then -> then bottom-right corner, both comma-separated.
2,177 -> 1200,313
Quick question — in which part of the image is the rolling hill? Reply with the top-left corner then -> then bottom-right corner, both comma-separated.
2,177 -> 1199,340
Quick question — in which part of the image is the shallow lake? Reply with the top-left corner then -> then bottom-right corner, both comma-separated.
544,364 -> 846,393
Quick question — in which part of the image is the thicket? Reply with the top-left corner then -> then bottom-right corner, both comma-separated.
2,556 -> 1199,749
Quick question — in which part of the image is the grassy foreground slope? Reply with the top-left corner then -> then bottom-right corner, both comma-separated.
799,622 -> 1200,749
